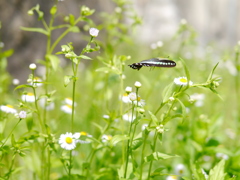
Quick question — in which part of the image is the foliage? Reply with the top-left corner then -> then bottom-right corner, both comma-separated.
0,1 -> 239,180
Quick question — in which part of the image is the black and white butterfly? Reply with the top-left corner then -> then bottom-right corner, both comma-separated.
128,58 -> 176,70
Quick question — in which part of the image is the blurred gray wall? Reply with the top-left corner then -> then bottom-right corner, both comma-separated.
133,0 -> 240,47
0,0 -> 239,81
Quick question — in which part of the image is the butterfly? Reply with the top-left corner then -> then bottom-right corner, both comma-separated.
128,58 -> 176,70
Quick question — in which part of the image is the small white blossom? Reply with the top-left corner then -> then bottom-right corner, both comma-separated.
19,111 -> 27,119
29,63 -> 37,70
128,92 -> 137,101
89,28 -> 99,37
156,41 -> 163,47
169,97 -> 175,101
102,134 -> 112,143
216,153 -> 229,160
12,79 -> 20,85
103,114 -> 110,119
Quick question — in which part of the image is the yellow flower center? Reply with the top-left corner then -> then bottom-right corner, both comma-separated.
66,104 -> 72,109
34,77 -> 41,81
80,131 -> 87,136
65,137 -> 73,144
6,105 -> 14,108
180,78 -> 187,83
107,135 -> 112,140
171,175 -> 178,179
27,92 -> 34,96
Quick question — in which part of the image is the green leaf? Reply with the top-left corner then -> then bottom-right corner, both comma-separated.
14,84 -> 33,91
69,14 -> 75,26
208,159 -> 226,180
162,82 -> 174,102
207,62 -> 219,82
21,27 -> 48,35
176,98 -> 187,121
131,138 -> 143,150
144,152 -> 179,162
26,114 -> 34,131
179,58 -> 191,86
64,75 -> 73,87
95,67 -> 112,73
46,54 -> 59,71
79,55 -> 92,60
2,49 -> 14,58
69,26 -> 80,32
110,135 -> 129,146
11,134 -> 16,146
148,111 -> 159,126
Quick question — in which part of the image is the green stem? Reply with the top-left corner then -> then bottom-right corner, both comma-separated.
0,120 -> 21,149
69,151 -> 72,180
5,153 -> 16,180
147,131 -> 158,180
124,102 -> 135,178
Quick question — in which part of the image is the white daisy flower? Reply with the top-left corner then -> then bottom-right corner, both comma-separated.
166,175 -> 178,180
0,105 -> 17,114
89,28 -> 99,37
22,92 -> 35,102
101,134 -> 112,143
175,164 -> 185,175
64,97 -> 77,106
122,112 -> 136,122
75,131 -> 92,144
189,93 -> 205,107
30,77 -> 42,87
174,77 -> 193,86
59,132 -> 80,150
122,93 -> 131,103
61,104 -> 72,114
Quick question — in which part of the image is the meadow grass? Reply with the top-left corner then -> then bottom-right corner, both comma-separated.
0,1 -> 239,180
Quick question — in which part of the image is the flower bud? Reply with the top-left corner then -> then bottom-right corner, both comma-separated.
134,81 -> 142,88
29,63 -> 37,70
